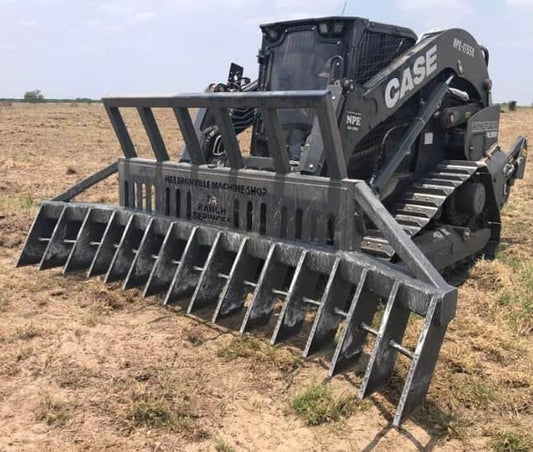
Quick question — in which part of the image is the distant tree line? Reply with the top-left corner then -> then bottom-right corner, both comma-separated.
501,100 -> 519,111
0,90 -> 99,103
2,91 -> 530,110
24,89 -> 45,103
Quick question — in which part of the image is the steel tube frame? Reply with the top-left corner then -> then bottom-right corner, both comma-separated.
102,90 -> 346,179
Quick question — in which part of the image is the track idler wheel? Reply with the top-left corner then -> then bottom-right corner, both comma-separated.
454,182 -> 486,216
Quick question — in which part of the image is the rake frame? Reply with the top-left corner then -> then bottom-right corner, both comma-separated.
17,89 -> 457,426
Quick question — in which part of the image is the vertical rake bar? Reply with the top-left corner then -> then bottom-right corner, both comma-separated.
249,199 -> 260,233
316,94 -> 347,180
358,281 -> 410,398
328,269 -> 378,376
38,205 -> 69,270
163,226 -> 201,305
87,211 -> 124,277
328,269 -> 379,377
303,258 -> 353,357
63,209 -> 112,274
212,238 -> 253,321
393,295 -> 447,426
173,107 -> 206,165
40,205 -> 89,270
187,232 -> 226,313
145,185 -> 152,212
211,107 -> 244,169
123,218 -> 157,290
104,105 -> 137,158
63,208 -> 93,273
240,243 -> 287,332
271,250 -> 316,344
137,107 -> 170,162
258,107 -> 290,174
103,214 -> 138,283
136,181 -> 143,210
143,222 -> 180,297
16,203 -> 65,267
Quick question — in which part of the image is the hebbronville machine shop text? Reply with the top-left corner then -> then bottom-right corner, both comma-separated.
164,175 -> 268,197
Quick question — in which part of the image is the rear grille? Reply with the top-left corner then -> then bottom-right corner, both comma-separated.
355,31 -> 415,85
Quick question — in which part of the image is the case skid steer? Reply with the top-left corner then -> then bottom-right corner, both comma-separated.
16,17 -> 527,425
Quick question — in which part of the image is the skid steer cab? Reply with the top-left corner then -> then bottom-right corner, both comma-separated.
17,16 -> 526,426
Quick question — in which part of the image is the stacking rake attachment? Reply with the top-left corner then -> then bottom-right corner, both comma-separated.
16,89 -> 457,425
18,201 -> 455,426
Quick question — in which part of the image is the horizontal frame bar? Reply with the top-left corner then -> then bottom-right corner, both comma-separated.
103,90 -> 331,109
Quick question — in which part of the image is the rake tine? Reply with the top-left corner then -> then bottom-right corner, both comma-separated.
163,226 -> 201,305
16,203 -> 64,267
38,205 -> 69,270
187,232 -> 225,314
393,295 -> 446,426
41,205 -> 90,271
64,209 -> 116,274
123,218 -> 156,290
358,281 -> 410,398
212,237 -> 253,322
63,208 -> 93,274
143,222 -> 178,298
303,257 -> 353,358
87,210 -> 122,278
328,269 -> 378,376
271,250 -> 314,345
103,214 -> 138,283
240,243 -> 287,333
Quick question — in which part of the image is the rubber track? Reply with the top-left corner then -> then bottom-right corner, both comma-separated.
361,160 -> 481,259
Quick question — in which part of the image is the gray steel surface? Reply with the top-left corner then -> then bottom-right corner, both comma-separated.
17,200 -> 456,426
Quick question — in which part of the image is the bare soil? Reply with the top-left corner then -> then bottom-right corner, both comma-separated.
0,103 -> 531,451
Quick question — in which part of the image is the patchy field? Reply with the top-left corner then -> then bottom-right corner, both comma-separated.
0,103 -> 531,451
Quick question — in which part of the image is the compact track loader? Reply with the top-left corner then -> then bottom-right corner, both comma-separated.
17,17 -> 527,425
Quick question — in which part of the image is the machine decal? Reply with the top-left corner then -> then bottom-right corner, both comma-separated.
165,175 -> 268,197
472,120 -> 499,138
193,202 -> 232,224
453,38 -> 475,57
385,45 -> 438,109
345,111 -> 362,132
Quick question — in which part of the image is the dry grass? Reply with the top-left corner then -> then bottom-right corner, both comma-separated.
13,322 -> 45,341
35,390 -> 71,427
291,381 -> 370,426
216,335 -> 302,374
213,437 -> 237,452
123,374 -> 200,435
489,429 -> 533,452
0,103 -> 531,450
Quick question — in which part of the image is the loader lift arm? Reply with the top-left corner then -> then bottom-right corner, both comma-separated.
300,28 -> 493,177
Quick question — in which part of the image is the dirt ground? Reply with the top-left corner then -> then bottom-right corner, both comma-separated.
0,103 -> 531,451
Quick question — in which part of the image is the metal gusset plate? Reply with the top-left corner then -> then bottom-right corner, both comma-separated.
17,200 -> 455,426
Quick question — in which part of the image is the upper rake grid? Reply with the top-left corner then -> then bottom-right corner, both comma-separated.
103,90 -> 348,180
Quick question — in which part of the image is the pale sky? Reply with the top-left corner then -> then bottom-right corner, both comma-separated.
1,0 -> 532,103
